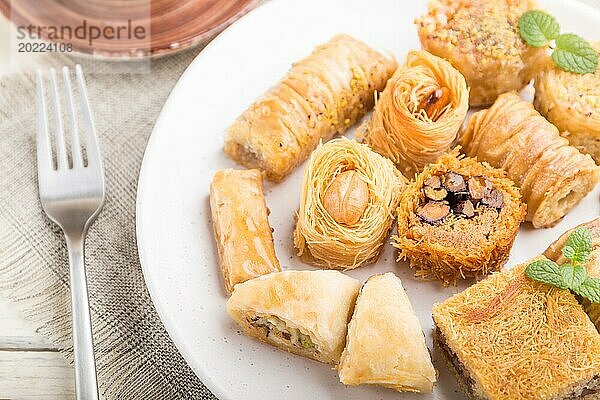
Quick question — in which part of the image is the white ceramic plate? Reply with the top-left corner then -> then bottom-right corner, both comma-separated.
136,1 -> 600,399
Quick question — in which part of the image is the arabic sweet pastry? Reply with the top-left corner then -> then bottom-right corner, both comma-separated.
394,149 -> 526,285
226,270 -> 361,365
415,0 -> 544,106
224,34 -> 397,182
544,218 -> 600,330
534,42 -> 600,163
338,273 -> 436,393
461,92 -> 600,228
363,50 -> 469,177
209,169 -> 280,294
294,138 -> 406,270
433,261 -> 600,400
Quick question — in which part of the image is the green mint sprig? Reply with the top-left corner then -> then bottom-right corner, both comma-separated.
518,10 -> 598,74
525,227 -> 600,303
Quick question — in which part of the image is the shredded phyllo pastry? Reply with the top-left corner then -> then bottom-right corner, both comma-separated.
364,50 -> 468,178
394,149 -> 526,285
224,34 -> 397,182
433,261 -> 600,400
544,218 -> 600,332
534,41 -> 600,163
294,138 -> 407,270
462,92 -> 600,228
415,0 -> 544,106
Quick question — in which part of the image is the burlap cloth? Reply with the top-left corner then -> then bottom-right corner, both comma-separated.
0,47 -> 219,399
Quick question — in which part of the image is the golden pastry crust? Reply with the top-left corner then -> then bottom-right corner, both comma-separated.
433,261 -> 600,400
338,273 -> 436,393
415,0 -> 544,106
226,270 -> 361,365
462,92 -> 600,228
224,34 -> 397,182
534,42 -> 600,164
294,138 -> 407,270
394,149 -> 526,285
364,50 -> 469,177
209,169 -> 280,294
544,218 -> 600,331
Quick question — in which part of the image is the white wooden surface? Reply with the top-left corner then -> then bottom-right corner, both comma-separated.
0,15 -> 74,400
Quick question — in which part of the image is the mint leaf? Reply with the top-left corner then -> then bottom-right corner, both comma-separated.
518,10 -> 560,47
562,227 -> 593,265
573,277 -> 600,303
560,264 -> 587,290
525,259 -> 562,287
552,33 -> 598,74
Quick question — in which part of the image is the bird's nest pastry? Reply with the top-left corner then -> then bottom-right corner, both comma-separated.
294,138 -> 406,270
462,92 -> 600,228
394,149 -> 526,285
415,0 -> 544,106
364,50 -> 469,178
534,41 -> 600,164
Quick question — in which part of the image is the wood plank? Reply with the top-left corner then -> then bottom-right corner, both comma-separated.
0,350 -> 74,400
0,296 -> 58,351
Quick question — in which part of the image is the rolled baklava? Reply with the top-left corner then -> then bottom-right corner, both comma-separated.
433,260 -> 600,400
209,169 -> 280,294
534,42 -> 600,163
224,34 -> 397,182
294,138 -> 407,270
545,218 -> 600,331
394,149 -> 526,285
462,92 -> 600,228
364,50 -> 469,178
415,0 -> 544,106
226,270 -> 361,365
338,273 -> 436,393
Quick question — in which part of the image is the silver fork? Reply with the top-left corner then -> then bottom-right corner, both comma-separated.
36,65 -> 103,400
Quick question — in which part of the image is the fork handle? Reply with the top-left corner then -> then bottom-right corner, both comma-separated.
66,235 -> 100,400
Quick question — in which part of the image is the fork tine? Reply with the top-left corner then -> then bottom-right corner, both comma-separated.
36,71 -> 53,171
62,66 -> 84,168
49,68 -> 69,170
75,65 -> 102,169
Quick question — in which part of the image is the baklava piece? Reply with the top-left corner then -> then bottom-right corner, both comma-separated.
338,273 -> 436,393
209,169 -> 280,294
394,149 -> 526,285
433,261 -> 600,400
415,0 -> 544,106
534,41 -> 600,163
226,270 -> 361,365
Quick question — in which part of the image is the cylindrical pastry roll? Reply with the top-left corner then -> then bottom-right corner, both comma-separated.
534,42 -> 600,164
226,270 -> 361,365
210,169 -> 280,294
363,50 -> 468,178
394,149 -> 526,285
338,273 -> 436,393
544,218 -> 600,331
294,138 -> 407,270
462,92 -> 600,228
415,0 -> 544,106
224,34 -> 398,182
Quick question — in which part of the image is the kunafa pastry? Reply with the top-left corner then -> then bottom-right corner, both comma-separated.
433,260 -> 600,400
415,0 -> 544,106
394,149 -> 526,285
338,273 -> 436,393
364,50 -> 469,177
226,270 -> 361,365
294,138 -> 406,270
544,218 -> 600,330
209,169 -> 280,294
224,34 -> 397,182
461,92 -> 600,228
534,42 -> 600,163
